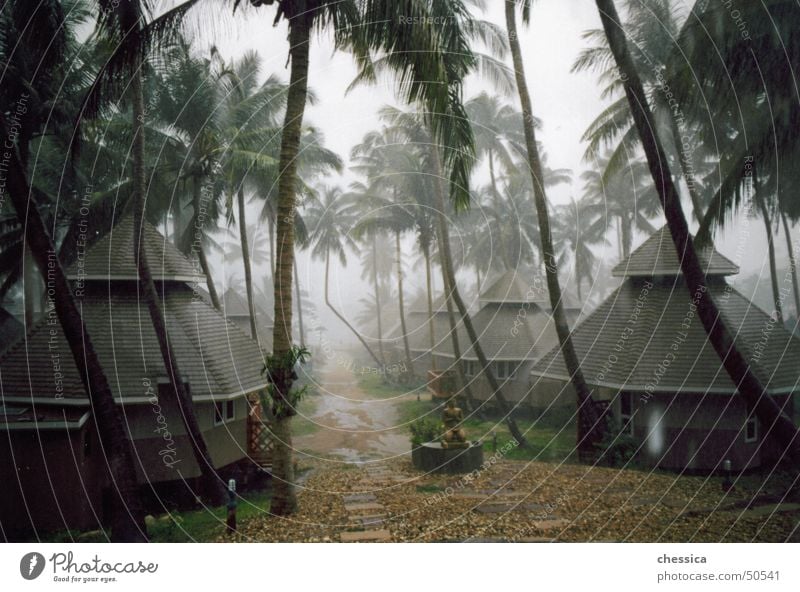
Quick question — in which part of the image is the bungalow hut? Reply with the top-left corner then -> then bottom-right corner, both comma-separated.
221,286 -> 274,351
430,270 -> 560,409
530,227 -> 800,472
0,216 -> 270,538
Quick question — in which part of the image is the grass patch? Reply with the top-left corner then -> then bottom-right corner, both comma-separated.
356,371 -> 426,399
39,490 -> 272,543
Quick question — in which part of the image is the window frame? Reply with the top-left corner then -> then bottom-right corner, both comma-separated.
619,392 -> 634,436
744,415 -> 758,443
495,360 -> 518,381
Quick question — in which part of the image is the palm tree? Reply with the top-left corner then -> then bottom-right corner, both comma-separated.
91,0 -> 224,504
555,197 -> 605,303
304,186 -> 383,367
0,0 -> 147,541
573,0 -> 707,223
580,150 -> 660,261
241,0 -> 504,515
594,0 -> 800,463
505,0 -> 604,456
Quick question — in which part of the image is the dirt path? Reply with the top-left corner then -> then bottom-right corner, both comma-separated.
294,361 -> 416,463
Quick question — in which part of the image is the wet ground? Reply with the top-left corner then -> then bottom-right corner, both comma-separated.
294,361 -> 418,464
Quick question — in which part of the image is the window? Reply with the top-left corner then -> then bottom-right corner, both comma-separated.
620,392 -> 634,436
464,361 -> 479,377
494,361 -> 518,381
745,416 -> 759,443
214,400 -> 236,426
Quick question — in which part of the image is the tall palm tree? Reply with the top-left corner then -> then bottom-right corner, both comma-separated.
0,0 -> 147,541
91,0 -> 224,504
573,0 -> 707,223
240,0 -> 501,515
580,150 -> 660,261
555,197 -> 605,303
305,186 -> 383,367
594,0 -> 800,463
505,0 -> 604,456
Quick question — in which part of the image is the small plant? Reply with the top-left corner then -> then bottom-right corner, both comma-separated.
409,417 -> 443,446
594,429 -> 638,467
262,346 -> 311,419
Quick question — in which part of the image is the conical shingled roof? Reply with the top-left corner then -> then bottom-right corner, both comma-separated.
66,214 -> 204,282
612,226 -> 739,277
479,270 -> 550,306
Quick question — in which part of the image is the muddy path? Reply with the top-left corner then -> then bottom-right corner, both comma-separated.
294,361 -> 420,464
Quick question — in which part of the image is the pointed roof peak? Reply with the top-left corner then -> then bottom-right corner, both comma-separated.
479,269 -> 549,306
66,214 -> 204,283
612,226 -> 739,277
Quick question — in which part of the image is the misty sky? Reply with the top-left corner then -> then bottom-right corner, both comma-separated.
189,1 -> 790,344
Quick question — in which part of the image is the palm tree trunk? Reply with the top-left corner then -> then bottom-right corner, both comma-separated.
325,250 -> 383,367
595,0 -> 800,464
1,120 -> 147,542
506,2 -> 600,456
780,211 -> 800,319
294,257 -> 306,348
371,233 -> 387,366
395,231 -> 413,372
488,151 -> 512,270
131,67 -> 224,505
193,181 -> 220,311
755,185 -> 783,323
24,246 -> 36,327
666,112 -> 705,223
268,214 -> 276,279
423,245 -> 438,372
269,14 -> 315,517
238,187 -> 259,341
432,147 -> 521,440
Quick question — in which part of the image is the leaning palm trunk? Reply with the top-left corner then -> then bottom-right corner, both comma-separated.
780,211 -> 800,319
325,250 -> 384,367
238,187 -> 259,341
193,181 -> 221,311
595,0 -> 800,464
131,69 -> 224,504
755,184 -> 784,323
1,121 -> 147,542
431,147 -> 525,444
371,234 -> 387,365
269,15 -> 313,516
395,231 -> 413,373
506,2 -> 601,456
423,245 -> 438,372
293,257 -> 306,347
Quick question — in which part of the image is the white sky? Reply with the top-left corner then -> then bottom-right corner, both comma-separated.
192,1 -> 791,342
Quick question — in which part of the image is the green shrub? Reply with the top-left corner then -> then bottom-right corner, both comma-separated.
595,431 -> 638,467
409,417 -> 442,445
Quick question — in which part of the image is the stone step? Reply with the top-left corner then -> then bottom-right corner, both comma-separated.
344,501 -> 386,513
532,519 -> 570,531
453,489 -> 528,500
349,514 -> 388,529
473,502 -> 549,514
340,529 -> 392,542
343,493 -> 378,504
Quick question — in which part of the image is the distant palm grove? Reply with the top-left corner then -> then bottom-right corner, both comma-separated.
0,0 -> 799,543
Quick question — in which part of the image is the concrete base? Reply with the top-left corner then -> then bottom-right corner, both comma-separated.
412,441 -> 484,474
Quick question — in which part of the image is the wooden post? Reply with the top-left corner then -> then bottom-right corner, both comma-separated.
226,479 -> 237,533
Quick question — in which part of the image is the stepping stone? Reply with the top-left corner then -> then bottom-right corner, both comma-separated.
340,529 -> 391,542
744,502 -> 800,517
344,502 -> 385,513
350,514 -> 387,529
532,519 -> 570,531
473,502 -> 548,514
629,496 -> 662,507
518,537 -> 556,543
343,493 -> 377,504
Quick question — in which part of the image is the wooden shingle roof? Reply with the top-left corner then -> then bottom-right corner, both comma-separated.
66,214 -> 204,282
532,277 -> 800,394
0,284 -> 268,403
479,270 -> 550,306
612,226 -> 739,277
